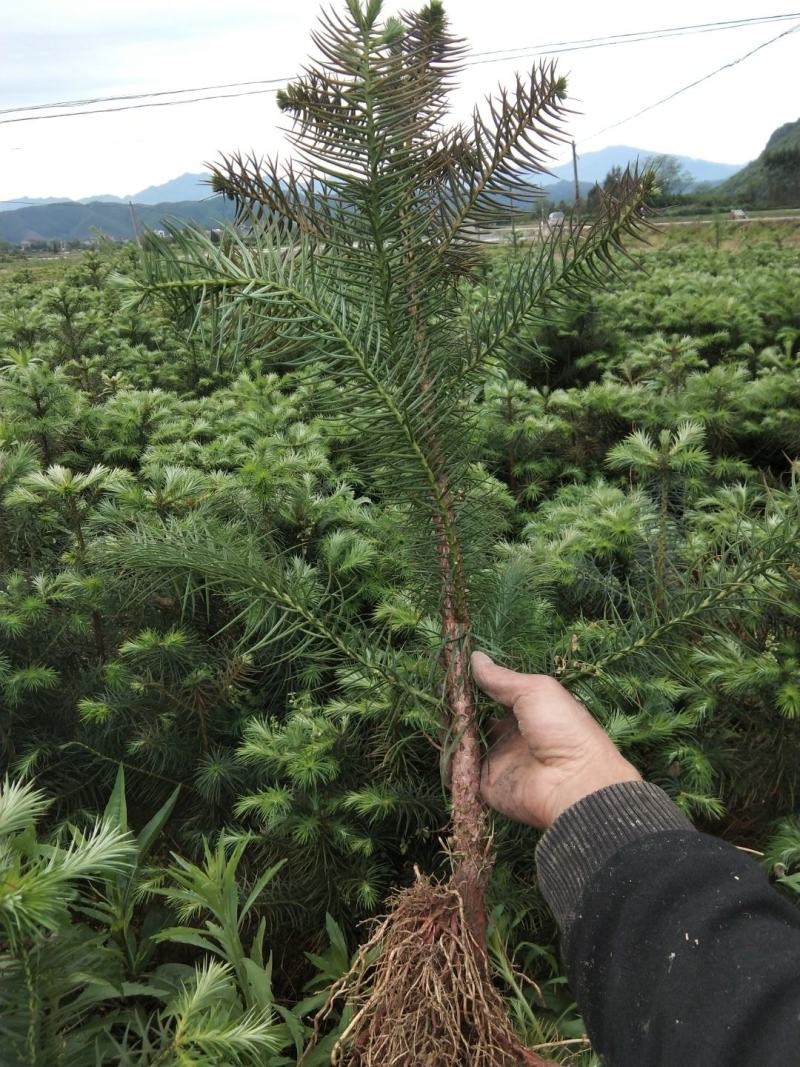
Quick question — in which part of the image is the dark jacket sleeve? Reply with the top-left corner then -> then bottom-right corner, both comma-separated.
534,781 -> 800,1066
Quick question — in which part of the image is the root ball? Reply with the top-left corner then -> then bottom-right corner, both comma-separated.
319,873 -> 554,1067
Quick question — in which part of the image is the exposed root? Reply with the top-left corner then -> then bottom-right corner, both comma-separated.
304,872 -> 556,1067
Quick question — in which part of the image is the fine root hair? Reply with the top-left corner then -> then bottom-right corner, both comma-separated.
304,871 -> 555,1067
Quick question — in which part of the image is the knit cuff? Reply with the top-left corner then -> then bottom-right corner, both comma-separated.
535,780 -> 695,937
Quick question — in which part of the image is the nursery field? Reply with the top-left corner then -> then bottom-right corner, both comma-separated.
1,224 -> 798,1065
2,4 -> 800,1062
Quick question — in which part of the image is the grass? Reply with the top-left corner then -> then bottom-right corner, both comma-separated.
0,251 -> 87,284
483,216 -> 800,259
644,217 -> 800,250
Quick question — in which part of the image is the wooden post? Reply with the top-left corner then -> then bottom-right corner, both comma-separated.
572,140 -> 581,215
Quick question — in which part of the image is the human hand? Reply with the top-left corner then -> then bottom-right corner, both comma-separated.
472,651 -> 641,830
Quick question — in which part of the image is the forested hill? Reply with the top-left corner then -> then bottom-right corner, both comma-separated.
715,117 -> 800,207
0,196 -> 236,243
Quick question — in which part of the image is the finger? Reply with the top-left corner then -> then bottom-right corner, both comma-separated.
471,651 -> 541,710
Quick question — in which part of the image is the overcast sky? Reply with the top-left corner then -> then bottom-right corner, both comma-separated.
1,0 -> 798,201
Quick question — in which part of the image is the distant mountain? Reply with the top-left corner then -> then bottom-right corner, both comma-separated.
547,145 -> 743,188
0,141 -> 765,243
121,155 -> 742,203
537,178 -> 593,204
0,196 -> 75,214
1,149 -> 745,222
126,172 -> 212,205
0,173 -> 213,216
73,173 -> 211,206
78,194 -> 127,204
0,197 -> 235,244
715,118 -> 800,207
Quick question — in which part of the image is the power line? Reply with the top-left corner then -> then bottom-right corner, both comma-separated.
580,21 -> 800,144
0,87 -> 287,126
466,11 -> 800,64
0,77 -> 290,117
2,11 -> 799,126
3,11 -> 798,119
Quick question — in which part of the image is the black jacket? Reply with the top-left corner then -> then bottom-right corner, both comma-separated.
535,781 -> 800,1065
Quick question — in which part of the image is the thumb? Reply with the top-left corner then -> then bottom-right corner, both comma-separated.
471,651 -> 542,710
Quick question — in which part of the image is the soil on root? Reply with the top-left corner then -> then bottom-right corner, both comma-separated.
308,873 -> 556,1067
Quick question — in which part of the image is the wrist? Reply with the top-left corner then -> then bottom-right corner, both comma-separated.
546,757 -> 641,827
535,780 -> 696,937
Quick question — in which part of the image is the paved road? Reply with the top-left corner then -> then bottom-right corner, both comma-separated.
479,215 -> 800,243
652,215 -> 800,227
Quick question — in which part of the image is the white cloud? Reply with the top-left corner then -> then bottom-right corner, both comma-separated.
2,0 -> 797,200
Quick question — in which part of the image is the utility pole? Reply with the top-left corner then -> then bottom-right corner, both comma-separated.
571,141 -> 581,216
128,200 -> 141,245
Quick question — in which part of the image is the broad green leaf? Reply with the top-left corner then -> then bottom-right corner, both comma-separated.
136,784 -> 180,857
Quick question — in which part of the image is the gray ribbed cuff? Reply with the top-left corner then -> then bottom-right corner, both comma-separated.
535,781 -> 695,938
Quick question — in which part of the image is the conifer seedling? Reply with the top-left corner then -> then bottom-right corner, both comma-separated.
126,1 -> 654,1062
